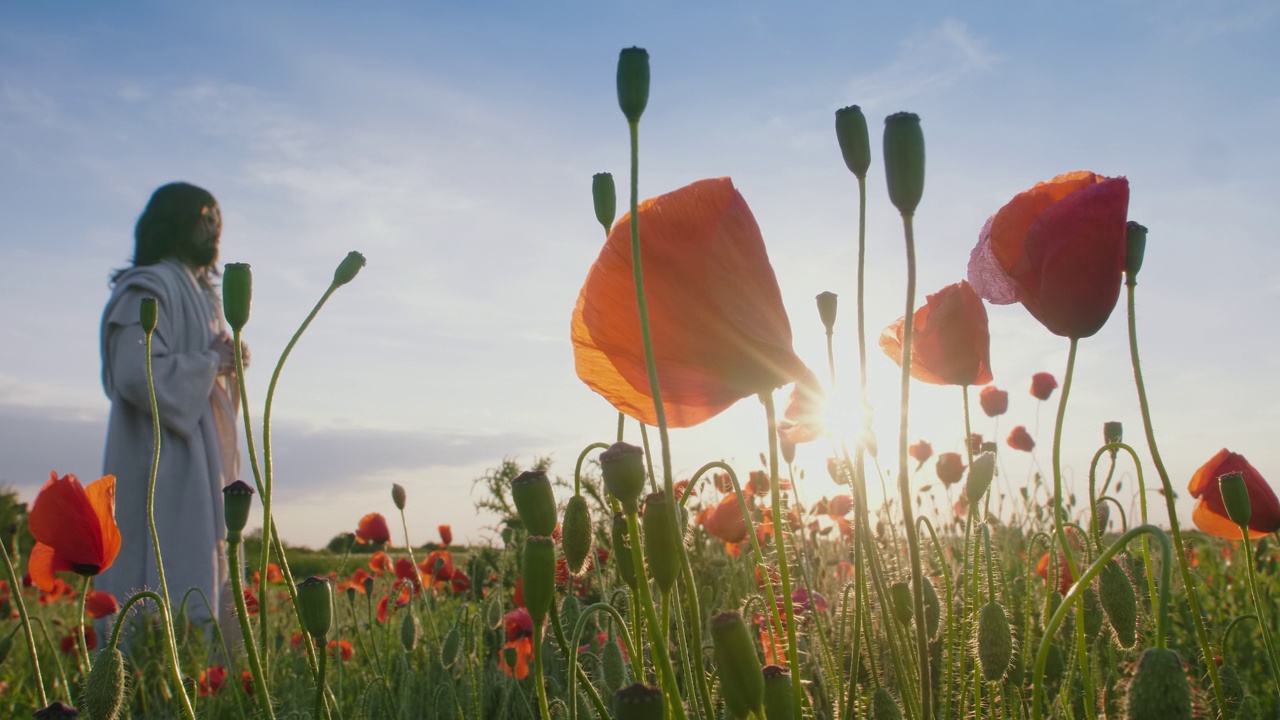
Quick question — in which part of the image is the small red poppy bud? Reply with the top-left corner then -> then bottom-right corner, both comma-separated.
593,172 -> 617,233
391,483 -> 406,511
521,536 -> 556,625
816,291 -> 838,334
221,263 -> 252,332
511,470 -> 558,537
762,665 -> 794,720
978,386 -> 1008,417
1125,221 -> 1147,281
1218,471 -> 1252,529
965,451 -> 996,505
296,576 -> 332,639
641,492 -> 680,594
883,112 -> 925,216
611,513 -> 636,589
711,611 -> 765,720
601,442 -> 647,514
561,495 -> 594,576
616,47 -> 650,124
140,297 -> 158,334
612,683 -> 665,720
835,105 -> 871,179
1030,372 -> 1058,401
222,480 -> 255,542
332,251 -> 366,288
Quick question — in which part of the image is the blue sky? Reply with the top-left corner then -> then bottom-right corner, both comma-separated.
2,1 -> 1277,548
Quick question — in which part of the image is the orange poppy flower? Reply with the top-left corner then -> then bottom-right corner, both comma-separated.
84,590 -> 119,619
243,589 -> 260,616
419,550 -> 454,583
252,563 -> 284,585
880,280 -> 993,387
369,550 -> 391,576
355,513 -> 391,545
27,473 -> 122,592
328,640 -> 354,661
438,524 -> 452,546
1188,449 -> 1280,539
696,495 -> 748,543
828,495 -> 852,518
500,636 -> 534,680
1007,426 -> 1036,453
1036,552 -> 1075,596
571,177 -> 808,428
337,568 -> 372,595
968,171 -> 1130,339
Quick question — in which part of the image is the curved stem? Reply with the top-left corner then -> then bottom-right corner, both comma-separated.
918,515 -> 954,720
228,540 -> 276,718
1221,613 -> 1258,659
549,600 -> 611,720
1238,532 -> 1280,687
1088,442 -> 1156,603
574,442 -> 610,497
0,537 -> 48,706
626,511 -> 688,720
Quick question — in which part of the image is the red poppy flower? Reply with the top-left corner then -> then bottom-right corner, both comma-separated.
449,569 -> 471,594
967,433 -> 985,457
747,471 -> 770,496
355,513 -> 391,545
1036,552 -> 1075,595
337,568 -> 372,595
696,495 -> 748,543
909,441 -> 933,467
376,586 -> 411,623
27,473 -> 122,592
935,453 -> 965,487
395,558 -> 422,592
673,480 -> 691,501
84,590 -> 119,619
792,587 -> 828,613
419,550 -> 455,583
979,386 -> 1008,417
328,640 -> 354,661
880,280 -> 993,387
369,551 -> 391,576
241,671 -> 254,696
500,636 -> 534,680
1007,426 -> 1036,453
252,563 -> 284,585
828,495 -> 852,518
1030,372 -> 1058,401
968,171 -> 1130,339
438,525 -> 452,546
290,632 -> 305,651
243,589 -> 259,616
60,626 -> 96,654
197,665 -> 227,696
1188,449 -> 1280,539
505,607 -> 534,642
571,177 -> 808,428
759,626 -> 787,666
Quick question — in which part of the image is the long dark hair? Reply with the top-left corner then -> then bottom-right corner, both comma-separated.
111,182 -> 217,284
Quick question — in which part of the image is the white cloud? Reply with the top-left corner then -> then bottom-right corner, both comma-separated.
845,19 -> 998,111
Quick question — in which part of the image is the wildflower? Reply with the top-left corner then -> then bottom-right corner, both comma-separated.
438,524 -> 452,546
967,171 -> 1130,338
419,550 -> 455,583
880,280 -> 993,387
337,568 -> 372,595
84,590 -> 119,619
792,587 -> 829,613
243,589 -> 259,615
978,386 -> 1008,417
60,626 -> 96,654
696,495 -> 749,543
936,453 -> 965,486
1007,426 -> 1036,453
909,441 -> 933,467
327,640 -> 354,661
1036,552 -> 1075,595
1030,372 -> 1058,401
27,473 -> 122,592
571,177 -> 808,427
252,563 -> 284,585
448,569 -> 471,594
197,665 -> 227,696
500,636 -> 534,680
779,367 -> 826,444
394,558 -> 422,592
1188,449 -> 1280,539
369,550 -> 391,576
355,513 -> 391,545
241,671 -> 253,695
828,495 -> 853,518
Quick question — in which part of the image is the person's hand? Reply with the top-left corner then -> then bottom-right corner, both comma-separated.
211,333 -> 236,375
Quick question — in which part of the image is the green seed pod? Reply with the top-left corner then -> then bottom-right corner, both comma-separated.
562,494 -> 594,576
511,470 -> 558,537
641,492 -> 681,594
402,612 -> 421,654
612,512 -> 637,589
871,686 -> 903,720
834,106 -> 871,179
889,582 -> 914,626
1126,648 -> 1192,720
1125,221 -> 1147,280
560,596 -> 582,643
1104,421 -> 1123,446
83,646 -> 127,720
1082,586 -> 1104,641
221,480 -> 254,543
816,292 -> 838,334
221,262 -> 252,331
1218,664 -> 1245,720
922,577 -> 941,640
613,682 -> 665,720
1098,559 -> 1138,650
710,611 -> 765,720
1044,642 -> 1065,685
616,48 -> 650,125
882,112 -> 925,216
332,250 -> 367,288
601,442 -> 647,513
391,483 -> 406,511
577,689 -> 598,720
1219,472 -> 1252,529
522,536 -> 556,625
296,576 -> 333,639
762,665 -> 794,720
602,638 -> 629,694
592,172 -> 617,233
977,603 -> 1013,682
965,451 -> 996,506
139,297 -> 158,334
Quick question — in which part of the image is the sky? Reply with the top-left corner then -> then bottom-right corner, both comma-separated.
1,1 -> 1277,549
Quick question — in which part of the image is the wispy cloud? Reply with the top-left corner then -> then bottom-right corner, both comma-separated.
846,19 -> 998,111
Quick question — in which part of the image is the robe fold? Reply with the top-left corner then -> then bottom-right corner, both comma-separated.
97,258 -> 238,630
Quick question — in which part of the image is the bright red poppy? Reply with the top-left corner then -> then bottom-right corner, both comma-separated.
1036,552 -> 1074,596
571,177 -> 808,428
505,607 -> 534,642
438,524 -> 453,546
880,280 -> 993,387
1030,372 -> 1058,401
369,551 -> 391,576
1007,426 -> 1036,453
198,665 -> 227,696
696,495 -> 749,543
449,569 -> 471,594
935,453 -> 965,487
419,550 -> 455,583
337,568 -> 372,595
27,473 -> 122,592
1188,449 -> 1280,539
979,386 -> 1008,417
328,640 -> 354,661
395,558 -> 422,592
252,563 -> 284,585
241,671 -> 254,695
828,495 -> 852,518
500,636 -> 534,680
243,589 -> 260,616
60,626 -> 96,654
968,171 -> 1130,339
909,441 -> 933,467
355,513 -> 391,545
84,590 -> 119,619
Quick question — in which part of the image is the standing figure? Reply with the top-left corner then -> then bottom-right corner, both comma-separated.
97,182 -> 242,633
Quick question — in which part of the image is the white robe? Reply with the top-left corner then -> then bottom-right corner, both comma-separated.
96,258 -> 238,631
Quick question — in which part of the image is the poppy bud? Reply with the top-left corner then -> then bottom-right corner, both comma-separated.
1125,221 -> 1147,281
33,702 -> 80,718
922,577 -> 941,640
613,683 -> 665,720
362,576 -> 374,596
889,582 -> 914,626
711,611 -> 765,720
222,480 -> 255,543
561,495 -> 594,576
391,483 -> 406,511
437,623 -> 458,665
1104,421 -> 1123,446
882,112 -> 925,216
601,442 -> 647,513
815,291 -> 838,333
977,603 -> 1013,682
1219,471 -> 1252,529
140,297 -> 158,334
296,576 -> 332,639
1098,559 -> 1137,649
611,513 -> 637,589
222,263 -> 252,332
401,612 -> 421,653
522,536 -> 556,625
762,665 -> 793,720
834,105 -> 871,179
1082,586 -> 1104,640
616,48 -> 650,124
511,470 -> 558,537
560,596 -> 581,641
965,451 -> 996,505
871,687 -> 903,720
1218,664 -> 1245,719
1044,642 -> 1065,684
641,492 -> 680,594
593,172 -> 617,233
602,638 -> 629,694
332,251 -> 366,288
83,646 -> 126,720
1126,648 -> 1192,720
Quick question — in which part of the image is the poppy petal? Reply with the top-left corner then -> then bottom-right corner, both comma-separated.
28,542 -> 75,592
28,474 -> 106,570
1192,499 -> 1255,540
84,475 -> 121,572
989,171 -> 1102,283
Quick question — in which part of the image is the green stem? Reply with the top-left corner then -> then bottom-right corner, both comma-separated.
0,537 -> 48,706
314,633 -> 329,720
918,516 -> 954,720
530,615 -> 552,720
626,511 -> 688,719
1239,532 -> 1280,687
549,599 -> 611,720
762,394 -> 805,720
1087,443 -> 1157,605
228,539 -> 276,718
567,603 -> 638,720
574,442 -> 610,497
76,576 -> 92,674
33,619 -> 70,704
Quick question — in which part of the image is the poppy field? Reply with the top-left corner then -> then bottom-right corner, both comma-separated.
5,47 -> 1280,719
